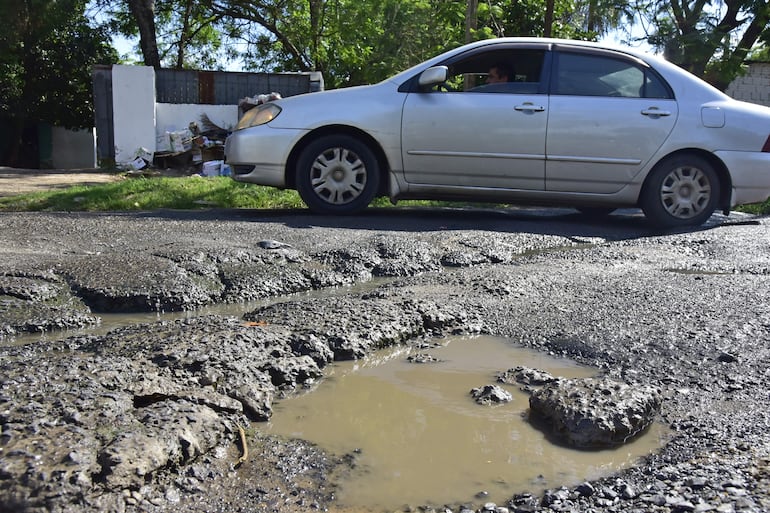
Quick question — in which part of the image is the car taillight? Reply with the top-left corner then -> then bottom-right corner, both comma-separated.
763,135 -> 770,153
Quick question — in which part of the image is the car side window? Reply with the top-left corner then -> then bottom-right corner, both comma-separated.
553,52 -> 673,99
432,48 -> 547,94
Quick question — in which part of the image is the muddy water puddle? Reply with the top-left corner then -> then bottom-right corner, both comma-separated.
265,336 -> 666,512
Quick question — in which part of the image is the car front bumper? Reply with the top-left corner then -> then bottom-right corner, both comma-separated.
225,126 -> 307,188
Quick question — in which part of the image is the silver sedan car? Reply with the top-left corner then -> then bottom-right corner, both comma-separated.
225,37 -> 770,227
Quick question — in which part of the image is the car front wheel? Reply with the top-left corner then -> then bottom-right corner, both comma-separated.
295,135 -> 380,214
640,155 -> 719,228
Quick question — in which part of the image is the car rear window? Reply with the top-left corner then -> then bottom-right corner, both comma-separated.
552,51 -> 673,99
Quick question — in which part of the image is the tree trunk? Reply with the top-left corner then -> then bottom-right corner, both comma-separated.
544,0 -> 554,37
465,0 -> 478,43
176,0 -> 193,68
309,0 -> 322,70
128,0 -> 161,68
464,0 -> 478,90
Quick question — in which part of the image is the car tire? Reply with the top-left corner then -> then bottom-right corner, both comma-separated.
295,135 -> 380,214
640,154 -> 719,228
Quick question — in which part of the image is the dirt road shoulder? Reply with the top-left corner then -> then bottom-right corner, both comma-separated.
0,167 -> 124,197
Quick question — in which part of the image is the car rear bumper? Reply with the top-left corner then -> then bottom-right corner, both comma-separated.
715,150 -> 770,206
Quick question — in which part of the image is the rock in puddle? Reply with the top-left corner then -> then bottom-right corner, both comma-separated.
529,376 -> 662,447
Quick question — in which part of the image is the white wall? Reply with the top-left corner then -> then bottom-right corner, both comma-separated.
112,65 -> 157,165
51,127 -> 96,168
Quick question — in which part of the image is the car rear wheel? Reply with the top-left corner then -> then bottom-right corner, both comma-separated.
640,154 -> 719,228
295,135 -> 380,214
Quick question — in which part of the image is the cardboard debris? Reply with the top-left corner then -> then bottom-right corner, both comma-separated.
135,147 -> 153,162
201,160 -> 231,177
156,132 -> 172,152
169,129 -> 193,153
121,147 -> 154,170
127,157 -> 147,170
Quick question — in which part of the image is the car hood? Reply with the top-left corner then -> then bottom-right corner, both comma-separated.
266,81 -> 402,130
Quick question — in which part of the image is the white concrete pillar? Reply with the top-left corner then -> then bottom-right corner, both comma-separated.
112,65 -> 156,166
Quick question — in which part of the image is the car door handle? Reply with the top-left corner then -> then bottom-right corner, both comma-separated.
641,107 -> 671,117
514,103 -> 545,113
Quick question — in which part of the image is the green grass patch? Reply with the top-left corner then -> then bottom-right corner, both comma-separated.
0,176 -> 307,212
0,175 -> 491,212
735,201 -> 770,215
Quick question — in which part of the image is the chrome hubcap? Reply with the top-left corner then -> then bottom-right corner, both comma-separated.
310,147 -> 367,205
660,166 -> 711,219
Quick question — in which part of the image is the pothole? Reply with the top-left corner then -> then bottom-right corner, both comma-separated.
264,335 -> 667,511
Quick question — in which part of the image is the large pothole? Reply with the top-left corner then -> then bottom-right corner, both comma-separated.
263,335 -> 667,511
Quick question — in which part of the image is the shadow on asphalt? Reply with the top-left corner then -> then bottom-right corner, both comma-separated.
57,205 -> 751,242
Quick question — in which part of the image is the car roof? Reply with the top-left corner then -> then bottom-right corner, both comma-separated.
385,37 -> 727,102
385,37 -> 638,85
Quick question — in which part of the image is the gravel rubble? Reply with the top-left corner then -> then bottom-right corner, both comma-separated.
0,208 -> 769,513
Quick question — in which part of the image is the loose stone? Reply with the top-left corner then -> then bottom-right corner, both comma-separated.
470,385 -> 513,405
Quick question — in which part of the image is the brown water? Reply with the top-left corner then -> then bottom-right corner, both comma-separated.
265,336 -> 666,511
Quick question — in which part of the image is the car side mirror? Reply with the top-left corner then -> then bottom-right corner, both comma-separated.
418,66 -> 449,87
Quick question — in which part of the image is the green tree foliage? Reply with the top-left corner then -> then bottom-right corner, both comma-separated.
205,0 -> 465,87
626,0 -> 770,89
103,0 -> 628,85
494,0 -> 625,39
206,0 -> 624,88
0,0 -> 116,166
748,28 -> 770,62
100,0 -> 766,90
92,0 -> 230,69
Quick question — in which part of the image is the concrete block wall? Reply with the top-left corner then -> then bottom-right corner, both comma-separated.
726,62 -> 770,107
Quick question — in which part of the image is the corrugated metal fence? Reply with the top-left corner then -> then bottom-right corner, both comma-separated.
155,70 -> 320,104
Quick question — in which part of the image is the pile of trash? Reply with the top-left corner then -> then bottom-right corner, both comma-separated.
238,92 -> 282,114
124,92 -> 282,178
124,115 -> 230,177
